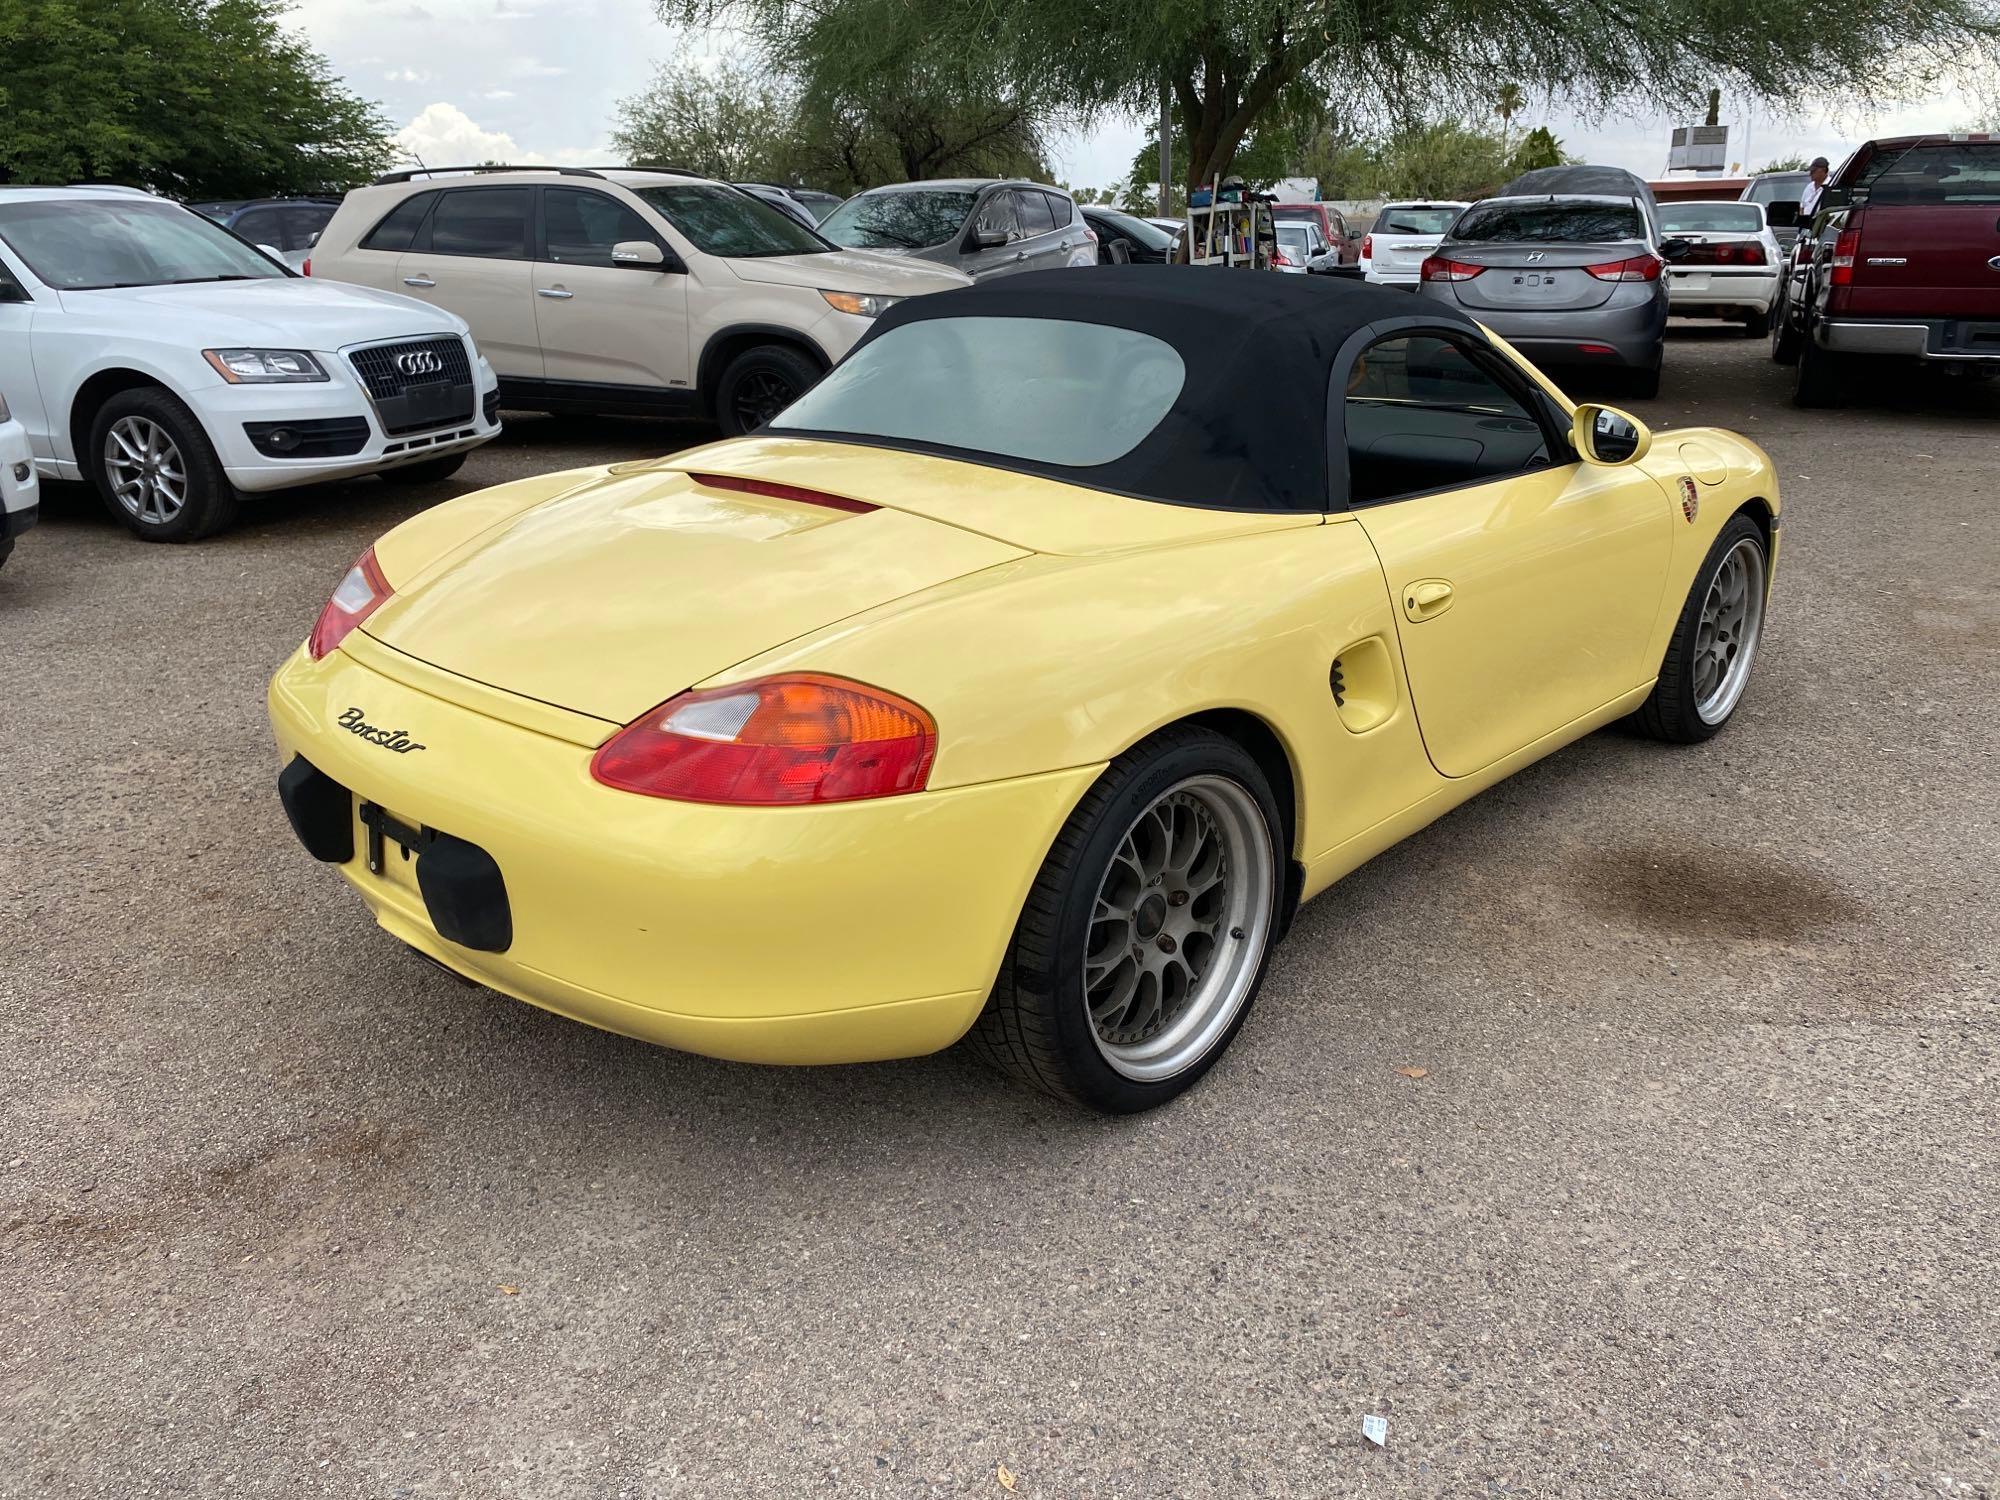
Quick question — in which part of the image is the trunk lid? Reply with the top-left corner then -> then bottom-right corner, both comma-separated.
1374,233 -> 1445,270
362,462 -> 1027,724
1432,241 -> 1634,312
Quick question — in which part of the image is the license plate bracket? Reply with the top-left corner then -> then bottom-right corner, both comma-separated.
359,800 -> 435,874
401,381 -> 457,426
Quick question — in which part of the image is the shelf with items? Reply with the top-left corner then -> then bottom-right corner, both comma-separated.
1183,180 -> 1277,268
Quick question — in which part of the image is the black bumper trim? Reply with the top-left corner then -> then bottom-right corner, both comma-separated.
278,755 -> 354,863
2,501 -> 39,542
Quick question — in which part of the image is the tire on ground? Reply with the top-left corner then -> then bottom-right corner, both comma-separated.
965,724 -> 1287,1114
87,386 -> 241,542
713,344 -> 821,437
1628,512 -> 1768,744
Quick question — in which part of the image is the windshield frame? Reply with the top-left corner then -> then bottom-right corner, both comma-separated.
0,197 -> 291,290
818,188 -> 982,251
627,181 -> 830,259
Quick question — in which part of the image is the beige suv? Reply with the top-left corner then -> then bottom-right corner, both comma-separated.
307,166 -> 971,433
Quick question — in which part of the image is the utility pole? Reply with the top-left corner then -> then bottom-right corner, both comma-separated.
1158,76 -> 1172,217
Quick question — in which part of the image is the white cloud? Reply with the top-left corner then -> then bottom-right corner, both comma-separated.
393,102 -> 525,166
384,67 -> 433,84
510,59 -> 568,78
479,89 -> 517,101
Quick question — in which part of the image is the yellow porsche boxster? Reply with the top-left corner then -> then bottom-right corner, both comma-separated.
270,268 -> 1778,1113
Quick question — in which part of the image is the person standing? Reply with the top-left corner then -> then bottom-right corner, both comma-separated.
1798,156 -> 1832,219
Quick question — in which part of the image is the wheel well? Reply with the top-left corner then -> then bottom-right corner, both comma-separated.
697,329 -> 828,414
1179,708 -> 1306,935
1736,496 -> 1775,554
68,369 -> 171,468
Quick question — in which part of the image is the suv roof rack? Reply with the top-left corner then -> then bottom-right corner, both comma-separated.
372,164 -> 607,185
586,163 -> 707,178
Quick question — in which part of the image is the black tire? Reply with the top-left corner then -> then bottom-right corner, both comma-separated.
1628,513 -> 1767,744
1792,329 -> 1848,408
1743,308 -> 1770,338
88,387 -> 240,542
965,725 -> 1287,1114
0,537 -> 12,571
377,452 -> 467,486
1769,283 -> 1802,364
714,344 -> 821,436
1626,362 -> 1662,400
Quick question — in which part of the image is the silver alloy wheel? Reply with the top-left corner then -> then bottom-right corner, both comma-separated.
1693,536 -> 1766,724
1083,774 -> 1275,1082
105,415 -> 188,525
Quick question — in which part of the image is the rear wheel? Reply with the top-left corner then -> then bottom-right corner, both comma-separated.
967,726 -> 1285,1113
714,344 -> 820,436
1769,281 -> 1802,364
1743,307 -> 1770,338
89,388 -> 240,542
377,452 -> 467,486
1629,514 -> 1768,743
0,538 -> 12,571
1792,327 -> 1849,408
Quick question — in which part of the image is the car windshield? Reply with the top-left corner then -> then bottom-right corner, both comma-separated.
819,190 -> 979,250
1451,198 -> 1645,243
627,183 -> 827,257
772,316 -> 1186,468
1378,206 -> 1460,235
1092,209 -> 1176,252
1857,142 -> 2000,205
0,198 -> 287,289
1744,175 -> 1805,206
1661,203 -> 1764,233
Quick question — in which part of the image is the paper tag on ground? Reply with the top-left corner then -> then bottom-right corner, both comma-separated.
1362,1414 -> 1388,1447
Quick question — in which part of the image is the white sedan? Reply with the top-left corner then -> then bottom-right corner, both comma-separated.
0,387 -> 37,571
1658,200 -> 1783,337
1360,201 -> 1470,286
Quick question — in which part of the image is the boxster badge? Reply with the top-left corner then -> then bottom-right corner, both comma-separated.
1679,476 -> 1700,524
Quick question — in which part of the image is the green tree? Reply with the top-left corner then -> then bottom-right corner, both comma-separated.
673,0 -> 1999,198
611,57 -> 797,179
1507,125 -> 1573,175
1755,154 -> 1814,173
0,0 -> 392,195
1492,83 -> 1525,147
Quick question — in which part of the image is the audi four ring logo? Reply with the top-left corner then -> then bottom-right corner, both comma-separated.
394,350 -> 444,376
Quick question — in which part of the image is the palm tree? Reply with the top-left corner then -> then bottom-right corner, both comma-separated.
1493,83 -> 1524,151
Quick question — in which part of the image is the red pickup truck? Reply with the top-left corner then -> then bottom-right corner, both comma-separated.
1771,133 -> 2000,406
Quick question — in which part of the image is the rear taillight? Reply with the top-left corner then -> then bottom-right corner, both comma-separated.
1361,233 -> 1373,259
1829,227 -> 1860,285
1271,250 -> 1294,267
1586,254 -> 1663,282
591,674 -> 937,806
306,546 -> 392,661
1421,256 -> 1484,282
1680,242 -> 1768,266
301,256 -> 311,276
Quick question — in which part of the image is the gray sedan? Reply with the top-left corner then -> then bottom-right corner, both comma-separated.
817,179 -> 1094,280
1415,194 -> 1675,398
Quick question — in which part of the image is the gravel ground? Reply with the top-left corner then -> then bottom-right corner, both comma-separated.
2,326 -> 1996,1499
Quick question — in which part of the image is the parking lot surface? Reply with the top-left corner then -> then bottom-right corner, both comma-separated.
3,327 -> 1996,1498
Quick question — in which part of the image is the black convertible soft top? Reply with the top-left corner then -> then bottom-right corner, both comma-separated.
830,265 -> 1482,512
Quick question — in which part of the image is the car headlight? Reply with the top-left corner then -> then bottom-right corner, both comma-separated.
819,290 -> 901,318
202,348 -> 330,384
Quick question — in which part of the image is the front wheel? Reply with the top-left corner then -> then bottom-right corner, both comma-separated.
1769,282 -> 1802,364
967,726 -> 1285,1113
1743,308 -> 1770,339
1629,514 -> 1768,743
89,388 -> 240,542
714,344 -> 820,436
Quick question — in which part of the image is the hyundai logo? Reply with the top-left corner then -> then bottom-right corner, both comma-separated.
1525,251 -> 1545,263
394,350 -> 444,377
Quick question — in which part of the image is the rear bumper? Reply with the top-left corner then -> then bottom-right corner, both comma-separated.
1818,317 -> 2000,363
1442,290 -> 1666,369
267,642 -> 1095,1065
1667,269 -> 1779,313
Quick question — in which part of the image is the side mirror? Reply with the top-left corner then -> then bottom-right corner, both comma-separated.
1764,202 -> 1799,229
307,229 -> 323,248
611,240 -> 667,269
1573,403 -> 1652,466
257,243 -> 283,260
970,227 -> 1011,250
1659,237 -> 1694,262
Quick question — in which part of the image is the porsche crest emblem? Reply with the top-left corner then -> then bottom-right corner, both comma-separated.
1679,476 -> 1700,524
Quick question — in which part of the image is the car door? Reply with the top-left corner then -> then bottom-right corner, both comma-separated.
393,186 -> 543,380
534,186 -> 691,394
962,190 -> 1025,279
1007,189 -> 1063,271
0,252 -> 49,461
1040,192 -> 1092,267
1342,329 -> 1675,777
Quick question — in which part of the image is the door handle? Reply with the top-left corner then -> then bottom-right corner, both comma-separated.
536,287 -> 574,299
1402,579 -> 1455,622
1014,250 -> 1027,261
402,275 -> 435,288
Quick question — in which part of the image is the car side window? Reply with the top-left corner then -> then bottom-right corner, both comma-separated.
284,204 -> 334,252
426,187 -> 530,260
1013,190 -> 1057,236
1041,192 -> 1073,228
361,192 -> 436,252
233,208 -> 281,247
1343,333 -> 1555,506
542,188 -> 661,267
973,192 -> 1020,243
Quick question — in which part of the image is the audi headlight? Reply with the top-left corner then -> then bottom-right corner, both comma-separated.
202,349 -> 329,384
819,290 -> 901,318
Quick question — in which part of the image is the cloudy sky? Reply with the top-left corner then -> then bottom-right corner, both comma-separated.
290,0 -> 1989,191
